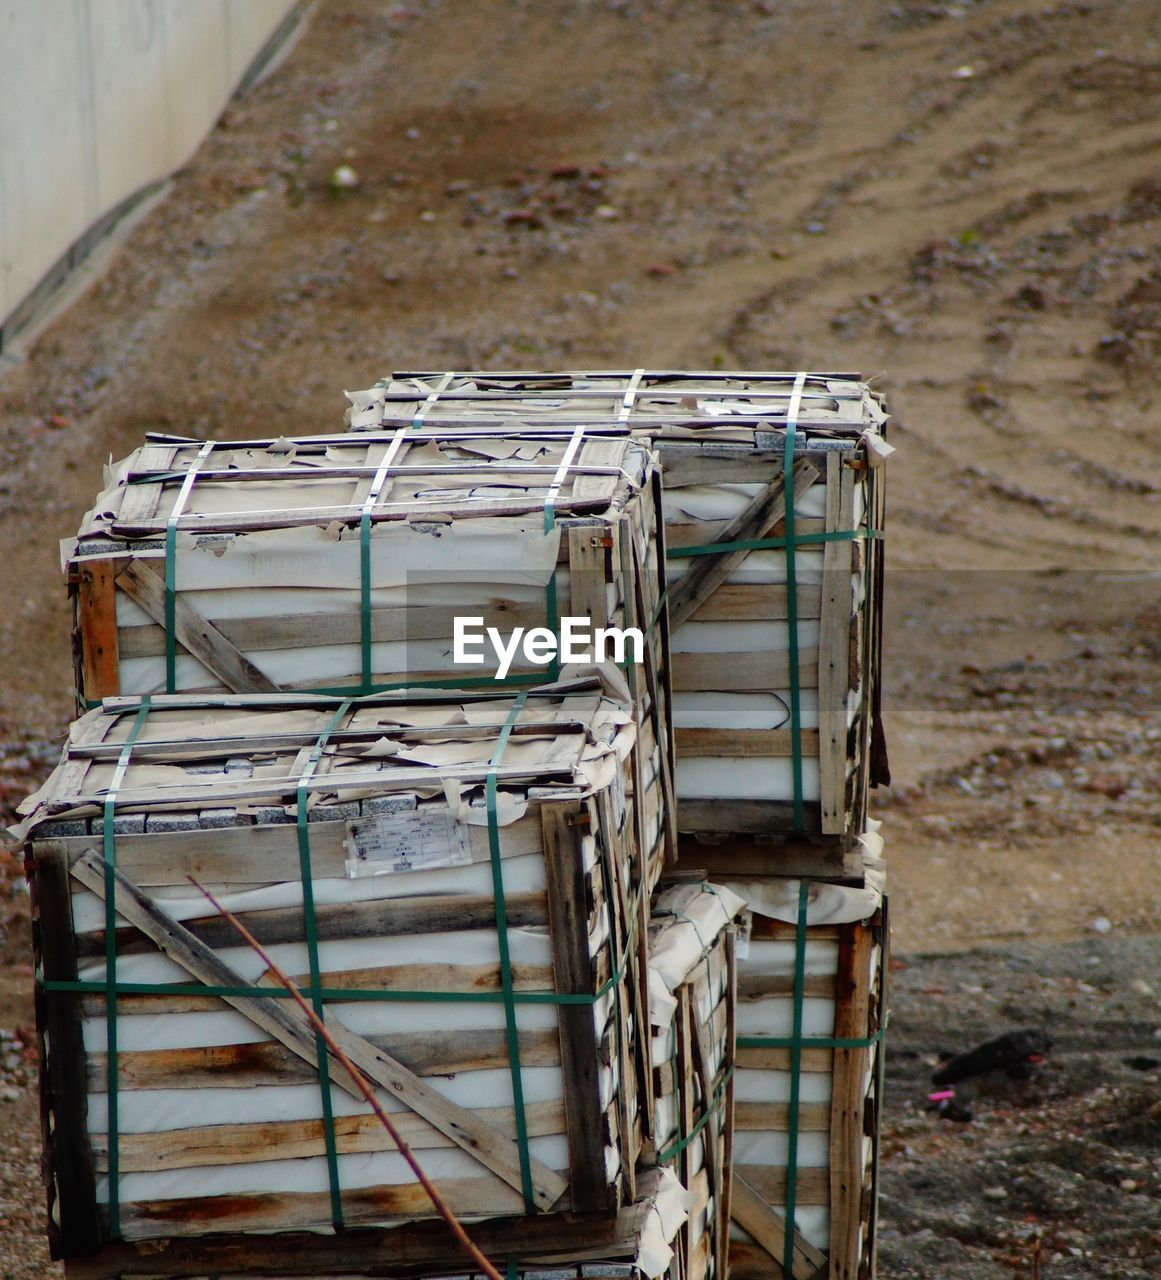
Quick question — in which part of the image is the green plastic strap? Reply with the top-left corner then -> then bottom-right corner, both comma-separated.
666,527 -> 883,560
164,441 -> 215,693
486,691 -> 536,1211
358,431 -> 407,693
101,698 -> 153,1239
542,426 -> 585,682
296,700 -> 353,1229
655,1063 -> 735,1166
783,373 -> 805,832
783,880 -> 810,1278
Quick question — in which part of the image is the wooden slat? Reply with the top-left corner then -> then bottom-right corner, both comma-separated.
116,600 -> 551,660
276,959 -> 554,995
116,560 -> 280,694
657,445 -> 856,488
88,1027 -> 562,1091
734,1102 -> 831,1132
829,923 -> 875,1280
75,558 -> 121,702
665,515 -> 826,551
666,458 -> 821,630
675,728 -> 820,759
730,1174 -> 828,1280
736,1044 -> 834,1074
94,1098 -> 566,1173
689,583 -> 822,623
65,1167 -> 666,1277
732,1164 -> 829,1207
33,850 -> 102,1255
35,809 -> 544,887
567,525 -> 611,627
672,651 -> 819,693
541,801 -> 612,1215
76,889 -> 548,959
818,454 -> 855,835
737,972 -> 834,1001
70,850 -> 567,1211
113,1177 -> 533,1241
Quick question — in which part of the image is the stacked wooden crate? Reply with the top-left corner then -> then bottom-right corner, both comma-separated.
346,369 -> 892,1279
23,425 -> 700,1278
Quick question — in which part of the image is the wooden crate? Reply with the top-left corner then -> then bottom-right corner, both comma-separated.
723,881 -> 888,1280
345,371 -> 889,853
647,883 -> 742,1280
67,431 -> 669,736
20,679 -> 669,1258
58,1166 -> 690,1280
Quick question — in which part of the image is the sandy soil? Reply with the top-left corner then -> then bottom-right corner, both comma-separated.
0,1 -> 1158,1276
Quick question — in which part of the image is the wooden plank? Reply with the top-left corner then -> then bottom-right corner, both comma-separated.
665,515 -> 826,551
632,533 -> 678,866
567,525 -> 611,628
734,1102 -> 831,1132
691,992 -> 726,1280
656,445 -> 858,488
671,651 -> 819,693
675,728 -> 820,759
94,1097 -> 566,1173
818,454 -> 855,835
677,834 -> 846,881
666,458 -> 821,630
541,801 -> 612,1214
34,809 -> 544,887
690,583 -> 822,623
751,917 -> 841,943
274,958 -> 556,995
64,1168 -> 665,1278
33,849 -> 103,1256
115,560 -> 280,694
116,600 -> 552,660
829,923 -> 875,1280
75,558 -> 121,703
730,1174 -> 828,1280
736,1044 -> 834,1074
721,931 -> 737,1250
70,850 -> 567,1211
89,1027 -> 562,1091
113,1177 -> 532,1241
738,973 -> 834,1001
76,889 -> 548,959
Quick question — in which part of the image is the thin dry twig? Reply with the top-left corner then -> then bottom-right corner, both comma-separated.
188,875 -> 506,1280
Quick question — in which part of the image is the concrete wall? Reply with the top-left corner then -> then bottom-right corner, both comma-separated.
0,0 -> 300,338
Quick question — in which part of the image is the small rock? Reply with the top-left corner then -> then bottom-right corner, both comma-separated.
983,1185 -> 1008,1200
329,164 -> 360,191
594,205 -> 619,220
1090,916 -> 1113,934
1119,1178 -> 1139,1192
952,65 -> 977,79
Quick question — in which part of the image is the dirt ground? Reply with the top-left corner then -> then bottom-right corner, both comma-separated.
0,0 -> 1158,1276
